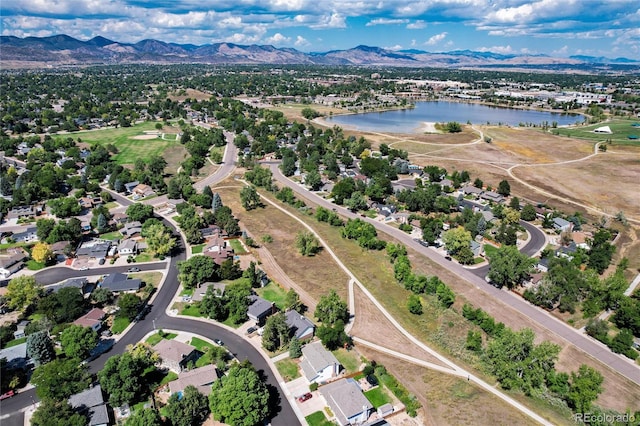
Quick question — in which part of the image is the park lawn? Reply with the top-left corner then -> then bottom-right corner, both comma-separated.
305,411 -> 334,426
255,282 -> 288,310
26,260 -> 45,270
554,119 -> 640,146
228,238 -> 247,254
364,387 -> 392,409
191,244 -> 205,254
54,122 -> 180,164
332,348 -> 360,374
5,337 -> 26,348
111,316 -> 130,334
275,358 -> 301,382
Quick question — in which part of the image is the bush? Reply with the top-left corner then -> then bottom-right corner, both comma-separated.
309,382 -> 318,391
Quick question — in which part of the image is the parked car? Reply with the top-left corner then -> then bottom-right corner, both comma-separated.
297,393 -> 312,403
127,267 -> 141,272
214,339 -> 224,346
79,266 -> 89,271
0,390 -> 15,400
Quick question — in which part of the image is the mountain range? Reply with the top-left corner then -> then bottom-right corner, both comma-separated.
1,34 -> 639,71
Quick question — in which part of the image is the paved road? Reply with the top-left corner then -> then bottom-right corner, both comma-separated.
193,130 -> 238,192
266,161 -> 640,385
1,145 -> 300,426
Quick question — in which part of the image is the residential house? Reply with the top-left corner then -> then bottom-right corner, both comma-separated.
470,240 -> 483,257
110,213 -> 129,225
50,277 -> 91,295
192,282 -> 226,302
120,221 -> 142,237
571,231 -> 591,249
319,378 -> 373,425
68,385 -> 111,426
99,273 -> 142,293
132,184 -> 155,199
248,295 -> 277,324
458,198 -> 488,213
460,186 -> 483,198
284,310 -> 315,340
6,205 -> 37,220
153,339 -> 203,373
11,226 -> 38,243
480,191 -> 504,204
168,364 -> 219,395
13,320 -> 29,339
556,242 -> 578,259
73,308 -> 106,332
50,240 -> 71,261
553,217 -> 573,233
0,249 -> 27,279
537,257 -> 550,273
76,240 -> 111,260
377,204 -> 397,218
123,181 -> 139,194
481,210 -> 496,223
202,237 -> 234,265
118,239 -> 138,256
199,225 -> 227,240
0,342 -> 31,370
300,340 -> 341,384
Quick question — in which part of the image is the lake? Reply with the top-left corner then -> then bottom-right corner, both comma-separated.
326,101 -> 583,132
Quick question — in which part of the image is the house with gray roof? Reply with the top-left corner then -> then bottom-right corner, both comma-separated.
480,191 -> 504,204
99,273 -> 141,293
76,240 -> 111,259
168,364 -> 219,395
553,217 -> 573,233
11,226 -> 38,243
153,339 -> 202,373
319,378 -> 373,425
68,384 -> 110,426
248,295 -> 276,324
300,340 -> 341,384
120,221 -> 142,237
50,277 -> 90,294
461,186 -> 483,197
192,282 -> 226,302
284,310 -> 315,341
118,239 -> 137,256
0,342 -> 31,370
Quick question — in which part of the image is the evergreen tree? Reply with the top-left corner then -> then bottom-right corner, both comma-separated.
26,331 -> 55,366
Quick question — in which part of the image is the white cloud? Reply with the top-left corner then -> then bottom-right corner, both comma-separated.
552,45 -> 569,55
406,20 -> 426,29
310,12 -> 346,29
366,18 -> 408,26
294,35 -> 310,46
425,32 -> 447,46
265,32 -> 290,44
478,45 -> 514,54
384,44 -> 403,50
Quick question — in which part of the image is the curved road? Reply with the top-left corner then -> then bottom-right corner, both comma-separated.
1,141 -> 300,426
265,161 -> 640,385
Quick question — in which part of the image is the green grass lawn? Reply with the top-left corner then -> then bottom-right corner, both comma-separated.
5,337 -> 26,348
364,387 -> 392,409
191,244 -> 205,254
145,331 -> 177,346
332,348 -> 361,374
483,244 -> 499,259
26,260 -> 45,270
111,316 -> 131,334
180,288 -> 194,296
190,337 -> 214,352
134,253 -> 155,262
53,122 -> 180,164
305,411 -> 333,426
228,239 -> 247,254
159,371 -> 179,386
275,358 -> 301,382
554,119 -> 640,146
181,304 -> 204,317
99,231 -> 122,241
255,282 -> 288,310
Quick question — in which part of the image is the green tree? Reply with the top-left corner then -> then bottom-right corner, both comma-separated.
98,351 -> 153,407
487,245 -> 536,289
301,107 -> 320,120
445,121 -> 462,133
521,204 -> 537,221
209,363 -> 270,426
304,169 -> 322,191
143,222 -> 176,256
567,365 -> 604,414
295,231 -> 320,256
60,325 -> 98,360
165,385 -> 210,426
285,289 -> 303,313
331,178 -> 356,204
125,408 -> 162,426
315,290 -> 349,325
91,287 -> 114,306
26,331 -> 55,366
240,185 -> 261,210
31,358 -> 90,401
178,255 -> 217,289
53,287 -> 86,323
261,313 -> 291,352
436,282 -> 456,308
345,191 -> 367,211
497,180 -> 511,197
5,275 -> 43,310
31,399 -> 88,426
211,192 -> 223,212
200,286 -> 229,321
407,294 -> 423,315
289,336 -> 302,358
125,203 -> 155,222
117,293 -> 142,321
442,226 -> 472,256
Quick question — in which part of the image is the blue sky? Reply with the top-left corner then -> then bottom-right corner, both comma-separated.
1,0 -> 639,58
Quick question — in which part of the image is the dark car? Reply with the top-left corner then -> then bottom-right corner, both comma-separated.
214,339 -> 224,346
445,255 -> 452,261
246,326 -> 257,335
297,392 -> 312,403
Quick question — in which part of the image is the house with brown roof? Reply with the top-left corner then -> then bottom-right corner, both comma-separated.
168,364 -> 219,395
73,308 -> 106,332
202,238 -> 234,265
132,184 -> 155,199
153,339 -> 203,373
